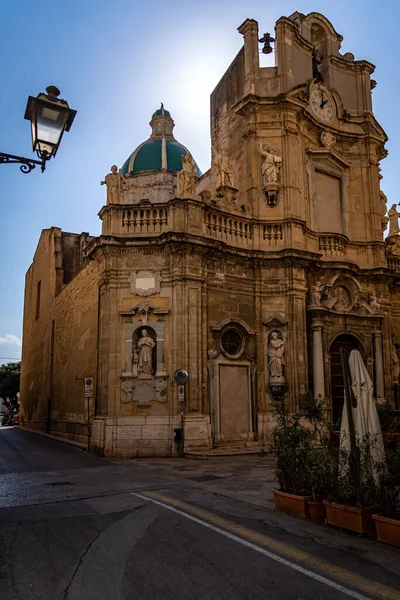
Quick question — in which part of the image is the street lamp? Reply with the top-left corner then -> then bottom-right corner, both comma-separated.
0,86 -> 76,174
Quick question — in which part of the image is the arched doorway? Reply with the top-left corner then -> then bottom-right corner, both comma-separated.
330,334 -> 360,427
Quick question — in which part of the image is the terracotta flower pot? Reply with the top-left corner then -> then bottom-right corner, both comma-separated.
373,513 -> 400,547
308,500 -> 326,522
273,489 -> 312,518
323,501 -> 376,535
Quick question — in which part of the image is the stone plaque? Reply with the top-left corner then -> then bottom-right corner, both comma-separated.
129,270 -> 162,296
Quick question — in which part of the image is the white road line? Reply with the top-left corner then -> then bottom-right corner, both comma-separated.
133,493 -> 374,600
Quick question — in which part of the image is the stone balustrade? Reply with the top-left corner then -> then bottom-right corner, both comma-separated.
204,210 -> 252,245
263,223 -> 283,244
122,207 -> 168,233
319,234 -> 347,256
387,256 -> 400,273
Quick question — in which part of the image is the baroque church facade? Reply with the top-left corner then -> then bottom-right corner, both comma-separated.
20,12 -> 400,456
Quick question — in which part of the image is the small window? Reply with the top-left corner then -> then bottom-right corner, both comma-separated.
221,329 -> 243,358
35,280 -> 41,320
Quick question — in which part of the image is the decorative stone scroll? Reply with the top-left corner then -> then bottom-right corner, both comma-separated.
121,378 -> 167,407
129,270 -> 162,296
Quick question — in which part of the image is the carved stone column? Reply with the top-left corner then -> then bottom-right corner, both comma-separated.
311,320 -> 325,399
374,329 -> 385,400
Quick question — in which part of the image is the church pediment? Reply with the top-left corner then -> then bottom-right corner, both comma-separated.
307,147 -> 350,172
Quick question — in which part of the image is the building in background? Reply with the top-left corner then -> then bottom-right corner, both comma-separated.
20,12 -> 400,456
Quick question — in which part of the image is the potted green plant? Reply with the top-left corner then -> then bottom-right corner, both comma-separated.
270,397 -> 314,518
308,444 -> 337,522
373,441 -> 400,547
323,434 -> 381,535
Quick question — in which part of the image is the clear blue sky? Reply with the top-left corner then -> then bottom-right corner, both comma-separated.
0,0 -> 398,364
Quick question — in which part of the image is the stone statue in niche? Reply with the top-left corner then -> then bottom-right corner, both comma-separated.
101,165 -> 123,204
136,329 -> 156,379
268,332 -> 285,379
177,152 -> 197,198
311,280 -> 325,305
260,144 -> 282,186
387,204 -> 400,237
214,151 -> 234,188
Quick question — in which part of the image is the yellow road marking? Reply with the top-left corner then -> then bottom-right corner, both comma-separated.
135,491 -> 400,600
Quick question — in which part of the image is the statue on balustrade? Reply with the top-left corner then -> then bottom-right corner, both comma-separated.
101,165 -> 123,205
387,204 -> 400,237
214,151 -> 234,189
177,152 -> 197,198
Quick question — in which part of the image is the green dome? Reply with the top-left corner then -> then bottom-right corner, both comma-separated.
121,105 -> 202,177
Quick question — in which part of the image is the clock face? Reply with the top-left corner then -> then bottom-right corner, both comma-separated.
309,88 -> 335,124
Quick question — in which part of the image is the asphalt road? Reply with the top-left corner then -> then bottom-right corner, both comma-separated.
0,427 -> 399,600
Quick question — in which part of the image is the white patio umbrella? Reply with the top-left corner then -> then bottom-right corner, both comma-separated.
339,349 -> 385,482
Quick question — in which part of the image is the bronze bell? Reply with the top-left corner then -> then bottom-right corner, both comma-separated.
259,32 -> 275,55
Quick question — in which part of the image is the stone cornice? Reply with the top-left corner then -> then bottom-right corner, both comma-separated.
330,55 -> 375,76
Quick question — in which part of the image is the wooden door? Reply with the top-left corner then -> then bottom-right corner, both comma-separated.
330,334 -> 359,427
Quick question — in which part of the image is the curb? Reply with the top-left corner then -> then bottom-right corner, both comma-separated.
19,426 -> 88,451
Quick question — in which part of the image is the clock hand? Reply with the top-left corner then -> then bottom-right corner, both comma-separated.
320,92 -> 328,109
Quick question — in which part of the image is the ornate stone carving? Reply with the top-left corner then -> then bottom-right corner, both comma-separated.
177,152 -> 197,198
200,190 -> 212,203
129,270 -> 162,296
310,280 -> 325,306
368,292 -> 382,314
320,131 -> 336,148
387,204 -> 400,238
215,185 -> 238,206
260,144 -> 282,207
121,377 -> 167,406
333,285 -> 350,311
101,165 -> 123,204
132,301 -> 156,324
380,191 -> 389,232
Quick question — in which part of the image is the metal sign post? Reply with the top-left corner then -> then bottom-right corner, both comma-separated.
174,369 -> 189,458
84,377 -> 93,452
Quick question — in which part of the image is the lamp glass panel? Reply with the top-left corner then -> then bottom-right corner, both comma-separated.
35,104 -> 68,154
